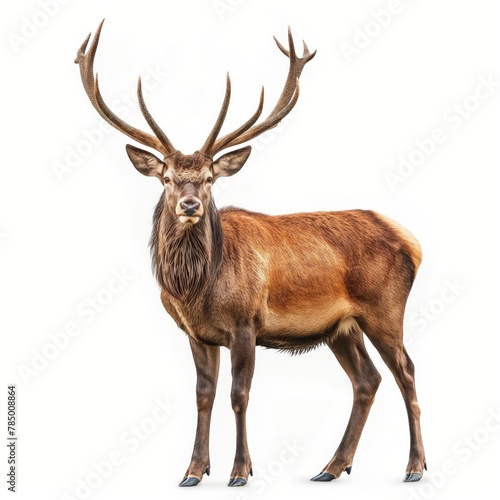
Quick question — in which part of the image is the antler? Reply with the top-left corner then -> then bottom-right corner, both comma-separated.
75,20 -> 177,156
199,27 -> 316,157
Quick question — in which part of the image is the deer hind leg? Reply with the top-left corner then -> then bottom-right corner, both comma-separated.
362,318 -> 426,482
312,323 -> 382,481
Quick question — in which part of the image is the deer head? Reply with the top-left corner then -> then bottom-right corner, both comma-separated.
75,20 -> 316,226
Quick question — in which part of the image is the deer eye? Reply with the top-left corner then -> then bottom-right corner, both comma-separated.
206,176 -> 213,184
164,176 -> 171,184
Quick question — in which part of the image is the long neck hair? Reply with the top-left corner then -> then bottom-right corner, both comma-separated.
150,193 -> 223,304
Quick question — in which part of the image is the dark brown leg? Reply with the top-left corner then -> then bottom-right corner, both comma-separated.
312,327 -> 382,481
227,328 -> 255,487
179,338 -> 220,487
364,328 -> 426,482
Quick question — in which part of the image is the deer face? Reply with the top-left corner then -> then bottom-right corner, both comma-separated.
126,145 -> 252,226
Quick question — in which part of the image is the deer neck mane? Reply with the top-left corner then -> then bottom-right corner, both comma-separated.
150,193 -> 223,304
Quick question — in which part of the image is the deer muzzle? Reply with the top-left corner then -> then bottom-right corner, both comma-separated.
177,196 -> 203,224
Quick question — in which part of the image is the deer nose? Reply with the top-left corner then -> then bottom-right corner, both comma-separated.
180,199 -> 201,217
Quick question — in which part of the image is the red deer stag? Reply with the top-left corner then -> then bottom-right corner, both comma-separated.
75,21 -> 426,487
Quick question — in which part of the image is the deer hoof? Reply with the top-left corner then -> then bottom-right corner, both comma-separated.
228,477 -> 247,487
403,472 -> 422,482
179,476 -> 201,487
311,471 -> 336,482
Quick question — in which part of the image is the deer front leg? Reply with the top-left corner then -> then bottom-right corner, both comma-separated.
228,327 -> 256,487
179,338 -> 220,487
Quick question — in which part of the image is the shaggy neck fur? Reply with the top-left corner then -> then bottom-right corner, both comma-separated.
150,193 -> 223,304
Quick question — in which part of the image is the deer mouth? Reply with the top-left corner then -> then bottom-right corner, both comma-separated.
179,215 -> 200,225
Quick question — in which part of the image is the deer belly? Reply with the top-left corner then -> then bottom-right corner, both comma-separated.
262,296 -> 354,337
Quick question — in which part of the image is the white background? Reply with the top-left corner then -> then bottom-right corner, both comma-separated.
1,1 -> 499,499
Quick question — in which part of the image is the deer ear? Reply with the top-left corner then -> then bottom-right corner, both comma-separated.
125,144 -> 164,178
212,146 -> 252,179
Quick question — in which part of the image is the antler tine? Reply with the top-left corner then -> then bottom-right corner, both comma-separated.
274,27 -> 296,59
207,28 -> 314,157
210,86 -> 265,154
218,79 -> 300,150
302,40 -> 313,58
75,19 -> 105,107
199,73 -> 232,155
273,35 -> 289,58
268,27 -> 315,117
75,20 -> 174,156
137,77 -> 177,155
